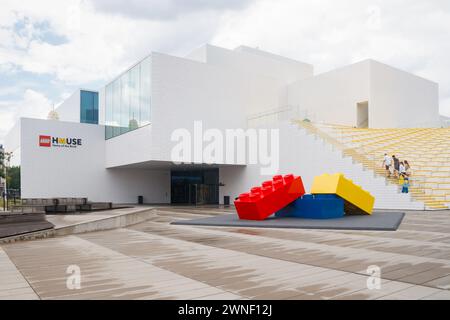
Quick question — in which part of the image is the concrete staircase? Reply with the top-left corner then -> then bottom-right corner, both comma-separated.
291,121 -> 425,210
297,121 -> 450,210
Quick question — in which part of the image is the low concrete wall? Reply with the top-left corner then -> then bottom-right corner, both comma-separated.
54,208 -> 156,236
0,208 -> 156,244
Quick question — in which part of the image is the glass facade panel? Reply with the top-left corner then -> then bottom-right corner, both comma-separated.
140,56 -> 151,126
105,85 -> 113,139
93,93 -> 99,123
129,64 -> 140,130
112,79 -> 121,137
105,55 -> 151,139
171,169 -> 219,204
120,72 -> 130,135
80,90 -> 99,124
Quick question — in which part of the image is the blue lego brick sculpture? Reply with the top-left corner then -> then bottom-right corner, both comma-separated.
275,194 -> 344,219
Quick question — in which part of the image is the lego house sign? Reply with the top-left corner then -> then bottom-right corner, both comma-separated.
39,135 -> 83,148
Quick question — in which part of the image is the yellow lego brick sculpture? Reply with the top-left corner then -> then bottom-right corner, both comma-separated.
310,173 -> 375,215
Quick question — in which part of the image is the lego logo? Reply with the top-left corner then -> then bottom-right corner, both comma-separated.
39,135 -> 51,147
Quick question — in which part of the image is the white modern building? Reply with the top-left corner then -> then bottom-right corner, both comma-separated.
3,44 -> 443,209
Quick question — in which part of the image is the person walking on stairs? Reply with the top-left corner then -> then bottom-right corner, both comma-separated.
392,155 -> 400,178
404,160 -> 412,177
382,153 -> 392,177
399,161 -> 406,178
402,177 -> 410,193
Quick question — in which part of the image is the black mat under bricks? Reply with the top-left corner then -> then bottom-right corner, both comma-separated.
171,211 -> 405,231
0,213 -> 55,239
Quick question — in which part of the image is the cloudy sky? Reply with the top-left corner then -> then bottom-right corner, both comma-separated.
1,0 -> 450,143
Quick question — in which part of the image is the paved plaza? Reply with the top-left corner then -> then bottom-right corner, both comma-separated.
1,206 -> 450,300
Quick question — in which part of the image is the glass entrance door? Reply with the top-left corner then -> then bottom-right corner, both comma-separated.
171,169 -> 219,204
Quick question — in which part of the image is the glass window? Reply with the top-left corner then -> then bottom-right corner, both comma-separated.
104,55 -> 152,139
93,93 -> 99,123
120,72 -> 130,135
80,90 -> 98,124
105,85 -> 113,139
112,78 -> 121,137
129,64 -> 140,130
140,56 -> 151,126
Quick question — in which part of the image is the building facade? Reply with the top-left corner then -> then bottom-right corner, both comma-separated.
3,44 -> 443,207
56,89 -> 99,125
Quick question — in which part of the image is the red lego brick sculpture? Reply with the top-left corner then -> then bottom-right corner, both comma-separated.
234,174 -> 305,220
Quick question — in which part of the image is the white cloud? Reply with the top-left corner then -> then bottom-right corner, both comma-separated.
1,1 -> 138,83
0,109 -> 15,145
90,0 -> 253,20
0,0 -> 250,85
211,0 -> 450,116
0,89 -> 51,144
0,86 -> 21,97
15,89 -> 52,119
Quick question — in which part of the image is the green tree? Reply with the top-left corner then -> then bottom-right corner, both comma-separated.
0,147 -> 4,180
7,166 -> 20,190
